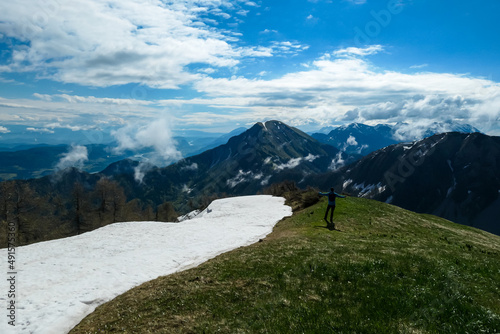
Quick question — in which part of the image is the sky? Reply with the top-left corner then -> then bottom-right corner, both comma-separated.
0,0 -> 499,150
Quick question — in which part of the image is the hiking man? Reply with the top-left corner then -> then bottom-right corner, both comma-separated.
319,187 -> 345,227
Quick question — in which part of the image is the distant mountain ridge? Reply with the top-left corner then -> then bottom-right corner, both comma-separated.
0,128 -> 248,181
312,121 -> 481,156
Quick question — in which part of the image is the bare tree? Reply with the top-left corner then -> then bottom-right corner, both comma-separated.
156,202 -> 178,222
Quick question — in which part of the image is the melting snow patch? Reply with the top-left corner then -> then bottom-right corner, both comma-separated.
0,196 -> 292,334
182,184 -> 193,194
353,182 -> 386,197
177,209 -> 201,222
343,179 -> 353,189
260,175 -> 272,186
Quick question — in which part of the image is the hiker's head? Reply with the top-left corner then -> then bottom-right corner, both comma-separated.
330,187 -> 334,192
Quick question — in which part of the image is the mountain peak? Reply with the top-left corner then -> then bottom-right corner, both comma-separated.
254,120 -> 285,131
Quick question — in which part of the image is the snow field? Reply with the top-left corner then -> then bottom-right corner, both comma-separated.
0,195 -> 292,334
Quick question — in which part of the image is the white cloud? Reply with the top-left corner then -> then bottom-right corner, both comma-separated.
0,0 -> 263,88
329,152 -> 345,170
191,51 -> 500,134
55,145 -> 88,170
46,122 -> 97,131
304,153 -> 319,162
227,169 -> 254,188
274,154 -> 319,170
410,64 -> 429,69
112,117 -> 182,164
333,45 -> 384,57
133,161 -> 153,184
26,127 -> 55,133
271,41 -> 310,55
346,135 -> 358,146
0,126 -> 9,133
260,29 -> 278,34
181,162 -> 199,171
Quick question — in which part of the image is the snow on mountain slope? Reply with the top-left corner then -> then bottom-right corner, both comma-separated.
0,195 -> 292,334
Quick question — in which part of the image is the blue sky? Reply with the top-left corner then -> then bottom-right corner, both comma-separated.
0,0 -> 499,149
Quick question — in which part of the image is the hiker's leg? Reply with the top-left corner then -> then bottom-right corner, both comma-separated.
330,205 -> 335,222
324,206 -> 330,220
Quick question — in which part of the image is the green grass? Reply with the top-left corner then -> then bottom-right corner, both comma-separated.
70,197 -> 500,333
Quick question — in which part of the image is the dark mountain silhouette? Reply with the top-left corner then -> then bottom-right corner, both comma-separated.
308,132 -> 500,235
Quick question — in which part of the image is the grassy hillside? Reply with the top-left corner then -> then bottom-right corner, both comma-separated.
70,196 -> 500,333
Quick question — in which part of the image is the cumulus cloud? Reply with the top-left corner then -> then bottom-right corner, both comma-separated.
111,118 -> 182,183
191,47 -> 500,134
55,145 -> 88,170
0,0 -> 264,88
0,126 -> 10,133
346,135 -> 358,146
112,117 -> 182,164
341,135 -> 369,154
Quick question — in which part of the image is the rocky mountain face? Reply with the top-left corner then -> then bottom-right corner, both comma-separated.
308,132 -> 500,235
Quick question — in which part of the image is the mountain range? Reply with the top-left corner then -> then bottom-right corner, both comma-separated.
312,121 -> 480,156
102,120 -> 352,208
2,119 -> 498,241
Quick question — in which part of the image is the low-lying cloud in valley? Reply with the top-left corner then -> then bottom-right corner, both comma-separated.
55,145 -> 89,171
111,117 -> 182,183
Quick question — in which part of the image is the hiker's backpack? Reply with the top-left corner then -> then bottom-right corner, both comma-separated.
328,192 -> 336,203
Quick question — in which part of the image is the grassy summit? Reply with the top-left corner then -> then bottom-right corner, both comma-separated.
71,196 -> 500,333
